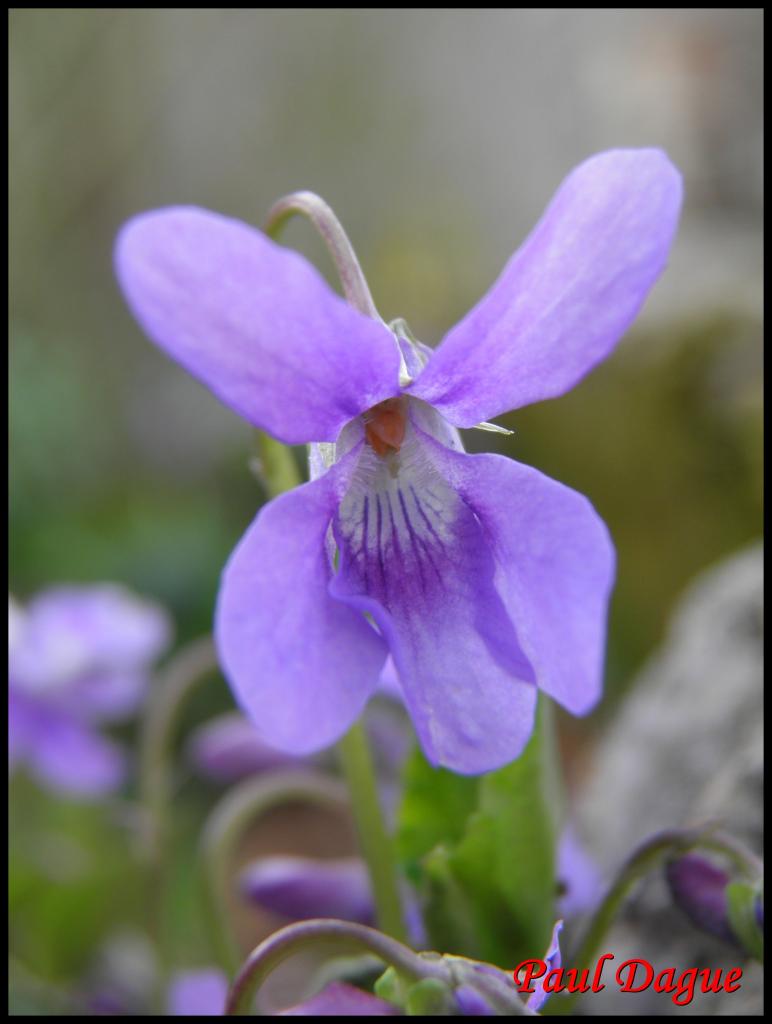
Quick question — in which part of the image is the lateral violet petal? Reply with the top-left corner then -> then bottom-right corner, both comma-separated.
425,440 -> 615,716
216,452 -> 388,755
410,149 -> 683,425
331,423 -> 537,774
115,207 -> 402,445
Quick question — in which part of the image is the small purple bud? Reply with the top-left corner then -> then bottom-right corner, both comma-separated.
665,853 -> 738,947
239,856 -> 374,924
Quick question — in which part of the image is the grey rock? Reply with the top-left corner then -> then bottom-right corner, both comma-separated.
574,543 -> 763,1015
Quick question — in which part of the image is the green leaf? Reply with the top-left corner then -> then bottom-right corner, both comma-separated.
726,881 -> 764,962
396,698 -> 559,968
395,746 -> 478,881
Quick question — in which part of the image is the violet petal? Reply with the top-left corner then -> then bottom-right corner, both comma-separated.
410,149 -> 682,425
330,423 -> 537,774
526,920 -> 563,1012
216,453 -> 388,755
424,438 -> 615,717
115,207 -> 401,445
26,712 -> 125,797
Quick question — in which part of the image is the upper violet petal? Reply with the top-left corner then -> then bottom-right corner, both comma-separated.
215,452 -> 388,755
330,423 -> 537,775
410,149 -> 682,424
426,442 -> 615,716
115,207 -> 402,444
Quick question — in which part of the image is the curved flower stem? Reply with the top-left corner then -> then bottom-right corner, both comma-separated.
199,771 -> 350,973
139,635 -> 220,980
263,191 -> 381,321
225,918 -> 447,1015
336,720 -> 408,944
556,822 -> 734,1014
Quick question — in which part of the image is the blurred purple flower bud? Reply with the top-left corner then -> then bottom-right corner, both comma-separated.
556,824 -> 603,918
187,711 -> 300,783
8,585 -> 171,798
239,855 -> 426,947
279,981 -> 401,1015
168,968 -> 228,1016
665,853 -> 738,947
240,856 -> 373,924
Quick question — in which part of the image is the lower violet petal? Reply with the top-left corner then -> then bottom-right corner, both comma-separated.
216,455 -> 388,756
330,424 -> 537,775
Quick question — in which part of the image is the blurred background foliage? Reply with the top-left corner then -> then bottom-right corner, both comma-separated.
9,8 -> 762,1011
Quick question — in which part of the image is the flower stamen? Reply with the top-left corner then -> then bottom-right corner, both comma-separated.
363,398 -> 407,458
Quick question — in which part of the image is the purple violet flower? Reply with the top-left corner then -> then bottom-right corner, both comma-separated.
115,150 -> 681,774
8,586 -> 171,796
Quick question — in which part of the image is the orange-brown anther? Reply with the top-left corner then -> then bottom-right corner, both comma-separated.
363,397 -> 407,457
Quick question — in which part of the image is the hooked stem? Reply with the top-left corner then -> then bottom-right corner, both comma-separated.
225,919 -> 444,1015
263,191 -> 380,321
199,771 -> 350,974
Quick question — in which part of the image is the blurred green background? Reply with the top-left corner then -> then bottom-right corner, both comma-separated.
9,8 -> 763,1009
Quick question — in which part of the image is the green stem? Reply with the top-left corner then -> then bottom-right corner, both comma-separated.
199,771 -> 350,974
139,635 -> 220,984
336,720 -> 408,944
253,433 -> 301,499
